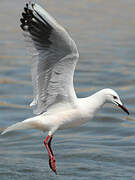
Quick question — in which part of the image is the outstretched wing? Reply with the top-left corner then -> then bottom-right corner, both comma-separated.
20,2 -> 79,115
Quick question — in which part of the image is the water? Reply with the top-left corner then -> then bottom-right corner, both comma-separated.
0,0 -> 135,179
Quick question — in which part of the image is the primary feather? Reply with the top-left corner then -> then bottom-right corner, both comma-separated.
20,2 -> 79,115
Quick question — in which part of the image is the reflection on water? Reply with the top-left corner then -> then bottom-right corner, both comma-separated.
0,0 -> 135,179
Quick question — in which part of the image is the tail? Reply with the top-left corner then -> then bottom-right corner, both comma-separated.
1,117 -> 42,135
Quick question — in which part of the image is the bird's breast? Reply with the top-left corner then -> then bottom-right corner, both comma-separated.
58,108 -> 93,130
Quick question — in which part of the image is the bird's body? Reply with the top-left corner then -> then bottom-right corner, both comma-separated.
1,2 -> 129,174
2,89 -> 117,135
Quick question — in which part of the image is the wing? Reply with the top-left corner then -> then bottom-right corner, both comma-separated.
20,2 -> 79,115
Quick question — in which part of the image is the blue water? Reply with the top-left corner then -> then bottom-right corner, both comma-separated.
0,0 -> 135,179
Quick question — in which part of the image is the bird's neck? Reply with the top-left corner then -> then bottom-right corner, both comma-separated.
80,90 -> 106,115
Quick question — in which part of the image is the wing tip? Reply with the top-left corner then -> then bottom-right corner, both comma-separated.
20,2 -> 34,32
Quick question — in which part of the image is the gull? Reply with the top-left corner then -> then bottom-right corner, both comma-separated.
1,2 -> 129,174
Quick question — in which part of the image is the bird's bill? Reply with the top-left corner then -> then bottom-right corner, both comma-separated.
118,103 -> 129,115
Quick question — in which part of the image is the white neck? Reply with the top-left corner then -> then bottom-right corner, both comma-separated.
78,89 -> 107,116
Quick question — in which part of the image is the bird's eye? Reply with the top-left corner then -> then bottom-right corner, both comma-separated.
113,96 -> 118,99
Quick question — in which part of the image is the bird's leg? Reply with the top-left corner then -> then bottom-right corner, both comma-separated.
48,136 -> 53,155
44,135 -> 57,174
48,136 -> 57,172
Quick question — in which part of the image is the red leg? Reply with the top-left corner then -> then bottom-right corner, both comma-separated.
48,136 -> 53,155
44,135 -> 57,174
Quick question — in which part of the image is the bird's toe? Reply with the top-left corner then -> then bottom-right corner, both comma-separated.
49,156 -> 57,174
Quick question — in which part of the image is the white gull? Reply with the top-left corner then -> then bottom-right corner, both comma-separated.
1,2 -> 129,174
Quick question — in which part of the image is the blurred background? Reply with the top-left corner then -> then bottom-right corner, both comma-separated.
0,0 -> 135,179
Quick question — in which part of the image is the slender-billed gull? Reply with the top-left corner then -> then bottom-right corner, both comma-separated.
1,2 -> 129,174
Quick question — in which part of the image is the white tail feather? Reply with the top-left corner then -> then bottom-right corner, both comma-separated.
1,117 -> 41,135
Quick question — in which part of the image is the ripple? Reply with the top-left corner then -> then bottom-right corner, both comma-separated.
0,0 -> 135,179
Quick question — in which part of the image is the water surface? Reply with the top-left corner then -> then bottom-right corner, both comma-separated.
0,0 -> 135,179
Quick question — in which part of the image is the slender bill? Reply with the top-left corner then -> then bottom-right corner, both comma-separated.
118,103 -> 129,115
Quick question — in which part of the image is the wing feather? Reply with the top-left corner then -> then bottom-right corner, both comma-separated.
20,2 -> 79,114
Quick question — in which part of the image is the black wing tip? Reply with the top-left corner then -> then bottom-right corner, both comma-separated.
20,2 -> 53,47
20,2 -> 52,32
26,3 -> 28,8
20,3 -> 34,32
26,2 -> 35,8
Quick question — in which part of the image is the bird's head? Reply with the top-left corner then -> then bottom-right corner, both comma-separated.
102,88 -> 129,115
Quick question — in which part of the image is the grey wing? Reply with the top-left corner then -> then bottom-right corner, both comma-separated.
20,2 -> 79,114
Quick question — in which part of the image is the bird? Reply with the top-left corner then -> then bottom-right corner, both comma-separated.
1,2 -> 129,174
